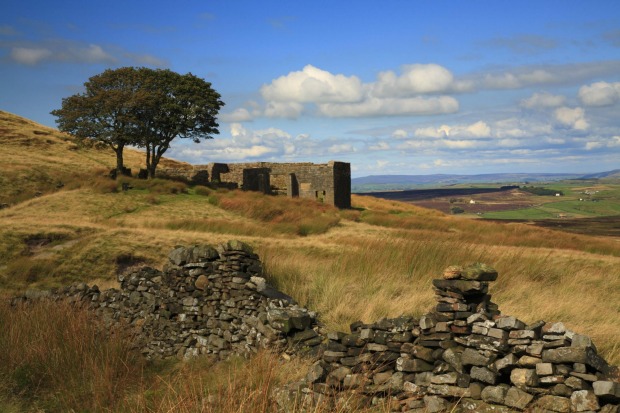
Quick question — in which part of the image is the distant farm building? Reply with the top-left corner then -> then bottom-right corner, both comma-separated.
159,161 -> 351,209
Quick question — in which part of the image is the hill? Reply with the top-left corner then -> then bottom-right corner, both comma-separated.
1,111 -> 619,411
0,110 -> 188,205
352,172 -> 604,192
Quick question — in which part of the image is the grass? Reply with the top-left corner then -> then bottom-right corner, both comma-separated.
1,110 -> 619,411
0,300 -> 145,412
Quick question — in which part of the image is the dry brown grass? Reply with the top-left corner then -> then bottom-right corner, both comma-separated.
1,110 -> 619,411
0,300 -> 144,412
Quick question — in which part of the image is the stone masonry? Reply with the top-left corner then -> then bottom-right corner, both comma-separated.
281,263 -> 620,413
158,161 -> 352,208
11,246 -> 619,412
13,241 -> 324,360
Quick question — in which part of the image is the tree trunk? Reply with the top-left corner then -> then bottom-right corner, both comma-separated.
114,143 -> 125,173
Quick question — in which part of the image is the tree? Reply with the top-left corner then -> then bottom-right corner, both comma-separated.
136,69 -> 224,179
51,67 -> 224,179
51,67 -> 149,175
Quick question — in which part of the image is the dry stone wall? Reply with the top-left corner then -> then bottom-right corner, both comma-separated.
11,245 -> 619,412
280,263 -> 619,413
13,241 -> 323,360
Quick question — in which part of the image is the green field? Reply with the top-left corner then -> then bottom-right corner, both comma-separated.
481,180 -> 620,220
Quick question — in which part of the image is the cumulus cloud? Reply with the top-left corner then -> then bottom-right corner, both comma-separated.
372,64 -> 455,96
260,64 -> 363,103
520,92 -> 566,109
220,108 -> 256,123
578,81 -> 620,106
554,107 -> 589,130
263,101 -> 304,118
318,96 -> 458,117
227,60 -> 620,120
169,122 -> 362,163
257,63 -> 461,118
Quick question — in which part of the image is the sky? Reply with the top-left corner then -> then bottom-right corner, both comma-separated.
1,1 -> 620,177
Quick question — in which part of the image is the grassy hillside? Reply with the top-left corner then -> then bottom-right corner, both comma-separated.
0,110 -> 188,205
1,111 -> 619,412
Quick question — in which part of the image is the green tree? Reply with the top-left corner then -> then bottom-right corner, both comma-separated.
51,67 -> 149,175
137,69 -> 224,179
51,67 -> 224,178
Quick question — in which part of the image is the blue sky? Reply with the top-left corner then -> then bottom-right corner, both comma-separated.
1,1 -> 620,177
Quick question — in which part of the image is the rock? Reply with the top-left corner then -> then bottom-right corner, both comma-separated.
543,346 -> 610,374
455,398 -> 515,413
169,246 -> 191,266
443,265 -> 463,279
503,386 -> 534,410
461,263 -> 498,281
534,395 -> 571,413
481,385 -> 508,404
396,357 -> 434,373
471,366 -> 497,384
225,240 -> 253,253
593,381 -> 620,403
570,390 -> 600,412
194,275 -> 209,290
462,348 -> 493,366
510,368 -> 539,388
424,395 -> 449,413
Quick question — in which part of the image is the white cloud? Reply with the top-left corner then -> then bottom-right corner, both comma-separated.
318,96 -> 458,117
554,107 -> 589,130
263,101 -> 304,118
578,81 -> 620,107
260,64 -> 363,103
372,64 -> 455,96
413,125 -> 449,138
482,69 -> 555,89
220,108 -> 256,123
9,47 -> 52,65
369,141 -> 390,151
328,144 -> 354,154
391,129 -> 408,138
5,39 -> 168,66
413,121 -> 490,138
585,141 -> 603,150
520,92 -> 566,109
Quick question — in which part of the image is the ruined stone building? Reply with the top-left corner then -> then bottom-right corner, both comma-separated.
159,161 -> 351,209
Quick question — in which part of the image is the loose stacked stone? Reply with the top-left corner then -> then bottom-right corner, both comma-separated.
12,241 -> 323,360
293,264 -> 619,413
11,253 -> 619,412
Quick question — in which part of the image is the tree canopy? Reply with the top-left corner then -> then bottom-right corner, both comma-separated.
51,67 -> 224,177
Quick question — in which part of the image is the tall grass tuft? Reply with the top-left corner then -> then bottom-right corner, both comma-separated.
212,190 -> 341,235
0,300 -> 144,412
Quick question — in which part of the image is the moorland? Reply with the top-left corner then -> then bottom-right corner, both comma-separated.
0,109 -> 619,412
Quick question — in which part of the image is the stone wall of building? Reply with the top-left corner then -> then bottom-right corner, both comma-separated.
158,161 -> 351,208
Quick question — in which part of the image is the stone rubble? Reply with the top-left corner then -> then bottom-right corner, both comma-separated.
11,245 -> 619,412
289,263 -> 619,413
12,241 -> 323,360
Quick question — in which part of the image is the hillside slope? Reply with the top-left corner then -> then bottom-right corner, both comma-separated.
0,110 -> 189,205
0,111 -> 619,367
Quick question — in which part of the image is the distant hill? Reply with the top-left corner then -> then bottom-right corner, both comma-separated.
351,171 -> 617,192
577,169 -> 620,180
